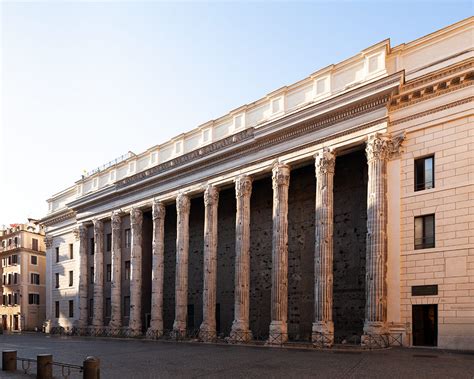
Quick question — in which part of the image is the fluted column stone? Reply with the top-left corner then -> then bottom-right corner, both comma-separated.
109,211 -> 122,328
200,185 -> 219,341
147,200 -> 166,337
128,208 -> 143,335
92,219 -> 104,327
362,133 -> 404,347
268,162 -> 290,344
75,225 -> 88,328
173,193 -> 191,336
230,175 -> 253,342
312,148 -> 336,347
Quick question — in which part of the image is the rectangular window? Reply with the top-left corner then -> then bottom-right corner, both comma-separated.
31,273 -> 40,285
106,264 -> 112,282
8,294 -> 12,305
105,298 -> 111,318
123,296 -> 130,317
55,246 -> 60,263
13,293 -> 18,305
69,300 -> 74,318
90,267 -> 94,284
13,273 -> 18,284
415,156 -> 434,191
69,244 -> 74,259
90,238 -> 95,255
69,271 -> 73,287
8,256 -> 11,265
31,255 -> 38,265
124,229 -> 131,248
124,261 -> 130,280
415,214 -> 435,250
89,299 -> 94,319
8,273 -> 12,284
11,255 -> 18,264
55,273 -> 60,288
32,238 -> 38,251
55,301 -> 60,318
28,293 -> 40,305
106,233 -> 112,252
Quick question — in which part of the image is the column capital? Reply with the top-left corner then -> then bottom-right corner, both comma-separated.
73,224 -> 88,241
314,147 -> 336,175
111,211 -> 122,230
176,193 -> 191,215
44,236 -> 53,249
93,218 -> 103,232
272,162 -> 290,189
235,175 -> 252,199
366,132 -> 405,162
152,200 -> 166,220
130,207 -> 143,226
204,185 -> 219,206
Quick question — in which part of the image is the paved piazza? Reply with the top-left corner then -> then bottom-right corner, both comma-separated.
0,334 -> 473,378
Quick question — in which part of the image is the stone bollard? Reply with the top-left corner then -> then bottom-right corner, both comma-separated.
2,350 -> 17,372
37,354 -> 53,379
83,356 -> 100,379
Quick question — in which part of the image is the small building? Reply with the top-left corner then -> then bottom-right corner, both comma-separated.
0,220 -> 46,331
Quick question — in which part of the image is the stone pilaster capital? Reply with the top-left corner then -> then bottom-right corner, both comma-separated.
176,193 -> 191,215
204,185 -> 219,207
44,235 -> 53,249
152,200 -> 166,220
111,211 -> 122,231
314,147 -> 336,176
130,207 -> 143,226
73,224 -> 87,241
366,132 -> 405,162
93,219 -> 104,233
272,162 -> 290,189
235,175 -> 252,199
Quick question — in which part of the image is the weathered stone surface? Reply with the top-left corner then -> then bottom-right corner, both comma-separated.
92,219 -> 104,327
77,224 -> 89,328
110,211 -> 122,328
129,208 -> 143,334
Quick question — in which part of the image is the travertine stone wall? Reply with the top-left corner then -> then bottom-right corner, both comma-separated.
333,149 -> 368,341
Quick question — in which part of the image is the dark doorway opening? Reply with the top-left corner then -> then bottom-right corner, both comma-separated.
413,304 -> 437,346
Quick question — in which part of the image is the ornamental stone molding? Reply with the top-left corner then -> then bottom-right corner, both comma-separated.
235,175 -> 252,199
44,236 -> 53,249
314,147 -> 336,175
365,132 -> 405,162
152,199 -> 166,220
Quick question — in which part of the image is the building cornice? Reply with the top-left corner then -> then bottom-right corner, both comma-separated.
40,209 -> 76,227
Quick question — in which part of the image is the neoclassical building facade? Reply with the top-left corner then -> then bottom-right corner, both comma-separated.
41,18 -> 473,350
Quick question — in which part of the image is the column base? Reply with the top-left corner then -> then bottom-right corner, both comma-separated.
146,327 -> 164,339
229,320 -> 252,343
267,321 -> 288,345
199,323 -> 217,342
108,319 -> 122,330
311,321 -> 334,348
172,320 -> 187,339
361,322 -> 389,348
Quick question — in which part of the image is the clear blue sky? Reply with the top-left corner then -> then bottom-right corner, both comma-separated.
0,1 -> 471,225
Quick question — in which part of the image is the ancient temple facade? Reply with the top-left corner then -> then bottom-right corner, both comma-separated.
41,18 -> 473,350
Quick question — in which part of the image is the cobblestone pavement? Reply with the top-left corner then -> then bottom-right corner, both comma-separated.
0,333 -> 473,378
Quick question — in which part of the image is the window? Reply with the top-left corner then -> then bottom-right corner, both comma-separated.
89,299 -> 94,319
69,300 -> 74,318
415,214 -> 435,250
2,295 -> 6,305
32,238 -> 38,251
13,293 -> 18,305
90,267 -> 94,284
124,229 -> 131,248
124,261 -> 130,280
8,256 -> 11,265
14,237 -> 18,246
55,301 -> 60,318
31,255 -> 38,265
55,247 -> 60,263
29,294 -> 40,305
415,156 -> 434,191
105,298 -> 111,318
31,273 -> 40,285
69,271 -> 74,287
55,273 -> 60,288
69,244 -> 74,259
8,273 -> 12,285
123,296 -> 130,317
90,238 -> 95,255
106,233 -> 112,252
8,294 -> 12,305
106,264 -> 111,282
13,273 -> 18,284
11,255 -> 18,264
2,275 -> 5,285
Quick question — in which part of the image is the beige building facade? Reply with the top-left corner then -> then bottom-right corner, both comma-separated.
0,221 -> 47,331
42,18 -> 473,350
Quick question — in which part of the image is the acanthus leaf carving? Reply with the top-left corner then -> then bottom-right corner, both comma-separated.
235,175 -> 252,199
204,185 -> 219,207
315,147 -> 336,175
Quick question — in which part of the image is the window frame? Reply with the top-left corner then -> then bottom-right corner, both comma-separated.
414,155 -> 435,192
414,214 -> 435,250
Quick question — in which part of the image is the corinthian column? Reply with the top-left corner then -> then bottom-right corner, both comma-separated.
230,175 -> 253,342
199,185 -> 219,341
92,219 -> 104,327
147,200 -> 166,337
268,162 -> 290,344
109,211 -> 122,328
362,133 -> 403,347
173,193 -> 191,337
312,148 -> 336,347
75,225 -> 88,329
128,208 -> 143,335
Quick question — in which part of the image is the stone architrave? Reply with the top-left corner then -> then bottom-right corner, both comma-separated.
147,200 -> 166,337
312,147 -> 336,347
73,226 -> 88,329
173,193 -> 191,336
109,211 -> 122,329
92,219 -> 104,328
230,175 -> 253,342
268,162 -> 290,344
199,185 -> 219,341
362,132 -> 404,346
128,208 -> 143,335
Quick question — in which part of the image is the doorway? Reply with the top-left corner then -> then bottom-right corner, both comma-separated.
412,304 -> 437,346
